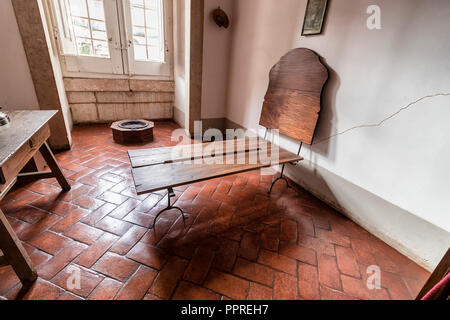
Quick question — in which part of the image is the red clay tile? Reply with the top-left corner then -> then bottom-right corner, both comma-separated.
88,278 -> 123,300
123,210 -> 154,228
183,247 -> 215,284
115,266 -> 157,300
30,250 -> 51,268
8,206 -> 48,224
273,272 -> 297,300
233,257 -> 274,288
204,270 -> 249,300
173,281 -> 221,300
109,225 -> 147,255
318,254 -> 342,290
248,282 -> 272,300
298,262 -> 320,300
149,256 -> 188,299
38,242 -> 87,279
336,246 -> 361,278
75,232 -> 118,268
320,285 -> 357,300
21,278 -> 63,300
381,270 -> 412,300
28,231 -> 72,255
72,195 -> 105,210
27,182 -> 61,195
260,226 -> 279,251
57,291 -> 83,300
92,252 -> 139,282
82,203 -> 117,226
18,214 -> 61,241
279,242 -> 316,265
315,228 -> 351,247
298,235 -> 335,257
108,198 -> 140,219
127,242 -> 167,270
341,274 -> 390,300
52,265 -> 104,297
50,209 -> 89,233
97,191 -> 129,205
258,249 -> 296,275
280,220 -> 297,242
95,216 -> 133,236
63,223 -> 104,245
0,266 -> 20,296
238,232 -> 260,261
198,183 -> 217,198
213,239 -> 239,272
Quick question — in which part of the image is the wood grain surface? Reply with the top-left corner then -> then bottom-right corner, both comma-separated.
259,48 -> 328,145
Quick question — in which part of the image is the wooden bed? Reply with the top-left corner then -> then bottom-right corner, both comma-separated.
129,48 -> 328,227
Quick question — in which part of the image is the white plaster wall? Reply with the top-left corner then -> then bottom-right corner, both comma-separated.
201,0 -> 233,119
173,0 -> 189,129
0,0 -> 39,110
224,0 -> 450,268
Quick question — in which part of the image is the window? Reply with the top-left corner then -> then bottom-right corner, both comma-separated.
68,0 -> 110,58
50,0 -> 172,77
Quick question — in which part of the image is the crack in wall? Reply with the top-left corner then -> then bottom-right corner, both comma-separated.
312,93 -> 450,145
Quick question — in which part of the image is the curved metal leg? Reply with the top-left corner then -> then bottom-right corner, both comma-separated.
268,164 -> 292,194
268,176 -> 291,194
151,188 -> 188,229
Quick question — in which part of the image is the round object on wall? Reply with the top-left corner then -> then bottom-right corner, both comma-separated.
212,6 -> 229,29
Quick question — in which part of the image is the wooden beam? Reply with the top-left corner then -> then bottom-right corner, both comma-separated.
0,254 -> 8,267
0,209 -> 37,284
188,0 -> 204,135
17,171 -> 54,184
39,142 -> 71,191
416,248 -> 450,300
11,0 -> 71,150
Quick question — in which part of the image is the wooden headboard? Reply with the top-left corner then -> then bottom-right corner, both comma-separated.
259,48 -> 328,145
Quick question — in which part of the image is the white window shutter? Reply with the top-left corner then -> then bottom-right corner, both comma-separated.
51,0 -> 77,55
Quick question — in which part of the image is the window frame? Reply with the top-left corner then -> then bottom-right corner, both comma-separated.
48,0 -> 173,80
121,0 -> 173,77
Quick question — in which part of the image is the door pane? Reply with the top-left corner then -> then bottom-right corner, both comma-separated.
68,0 -> 110,58
129,0 -> 164,62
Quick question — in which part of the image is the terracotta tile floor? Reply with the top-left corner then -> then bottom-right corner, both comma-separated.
0,122 -> 430,300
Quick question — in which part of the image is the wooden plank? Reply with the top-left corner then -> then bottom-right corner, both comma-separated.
259,48 -> 328,145
0,254 -> 7,267
132,146 -> 302,194
17,171 -> 54,184
0,111 -> 57,167
416,248 -> 450,300
0,177 -> 17,202
0,208 -> 37,284
0,124 -> 50,185
129,137 -> 265,168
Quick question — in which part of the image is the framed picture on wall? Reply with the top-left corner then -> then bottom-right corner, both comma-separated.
301,0 -> 329,36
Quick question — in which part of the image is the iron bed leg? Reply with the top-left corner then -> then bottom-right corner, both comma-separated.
151,187 -> 187,229
268,142 -> 303,194
268,164 -> 291,194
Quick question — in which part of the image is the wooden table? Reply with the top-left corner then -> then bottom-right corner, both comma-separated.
0,110 -> 71,286
129,137 -> 303,228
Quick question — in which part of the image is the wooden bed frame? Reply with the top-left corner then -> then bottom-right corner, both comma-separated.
129,48 -> 328,227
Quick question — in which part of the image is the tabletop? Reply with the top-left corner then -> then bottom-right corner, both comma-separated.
0,110 -> 57,167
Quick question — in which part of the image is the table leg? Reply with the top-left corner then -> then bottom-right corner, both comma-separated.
39,142 -> 71,191
0,209 -> 37,284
